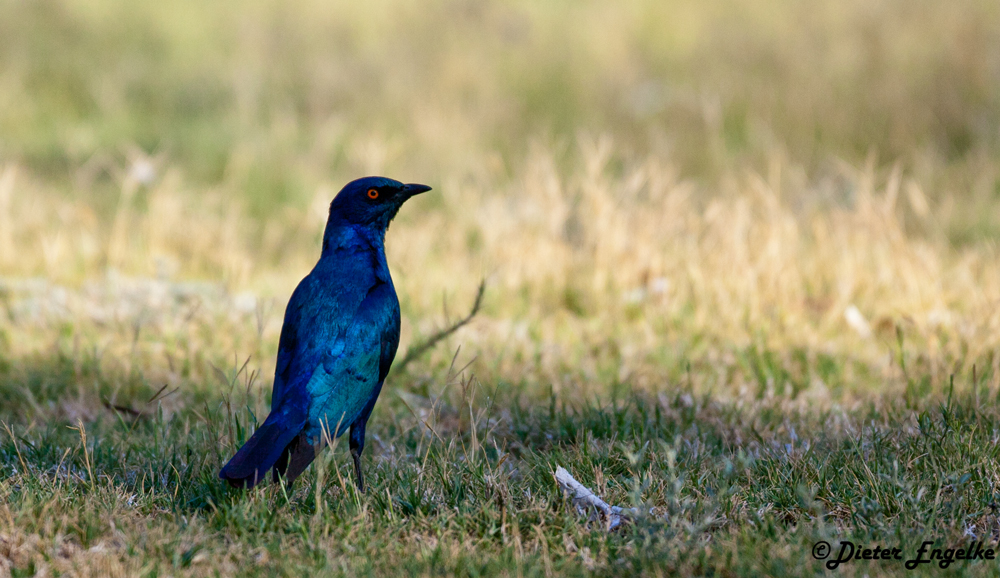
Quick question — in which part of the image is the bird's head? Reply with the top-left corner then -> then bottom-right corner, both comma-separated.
327,176 -> 431,232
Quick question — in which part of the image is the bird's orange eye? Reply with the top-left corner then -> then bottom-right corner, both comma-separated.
367,189 -> 379,199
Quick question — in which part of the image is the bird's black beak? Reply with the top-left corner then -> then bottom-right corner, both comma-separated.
403,183 -> 432,197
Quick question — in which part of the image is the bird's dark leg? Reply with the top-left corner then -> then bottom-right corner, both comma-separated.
349,423 -> 366,492
348,383 -> 382,493
272,435 -> 294,484
351,448 -> 365,492
273,433 -> 319,486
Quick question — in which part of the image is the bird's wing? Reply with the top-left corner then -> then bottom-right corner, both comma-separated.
306,280 -> 401,437
270,254 -> 375,411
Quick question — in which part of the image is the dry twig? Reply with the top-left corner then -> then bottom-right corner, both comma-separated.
396,279 -> 486,372
554,466 -> 638,531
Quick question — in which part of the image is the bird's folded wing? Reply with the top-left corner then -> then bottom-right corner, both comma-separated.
306,282 -> 400,436
270,267 -> 373,411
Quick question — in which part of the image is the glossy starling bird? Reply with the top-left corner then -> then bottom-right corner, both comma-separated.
220,176 -> 431,490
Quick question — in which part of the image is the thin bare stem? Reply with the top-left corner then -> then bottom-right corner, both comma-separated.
396,279 -> 485,372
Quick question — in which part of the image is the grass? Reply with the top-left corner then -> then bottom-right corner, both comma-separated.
2,0 -> 1000,575
5,368 -> 1000,575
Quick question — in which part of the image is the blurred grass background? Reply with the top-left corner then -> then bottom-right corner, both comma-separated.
0,0 -> 1000,410
2,1 -> 1000,574
3,0 -> 1000,189
2,0 -> 999,401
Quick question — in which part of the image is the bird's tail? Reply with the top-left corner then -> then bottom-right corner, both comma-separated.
219,408 -> 306,489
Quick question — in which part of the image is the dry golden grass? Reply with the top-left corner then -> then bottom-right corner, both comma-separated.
3,137 -> 998,412
0,0 -> 996,410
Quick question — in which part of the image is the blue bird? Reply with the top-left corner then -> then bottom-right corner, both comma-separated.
220,176 -> 431,490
